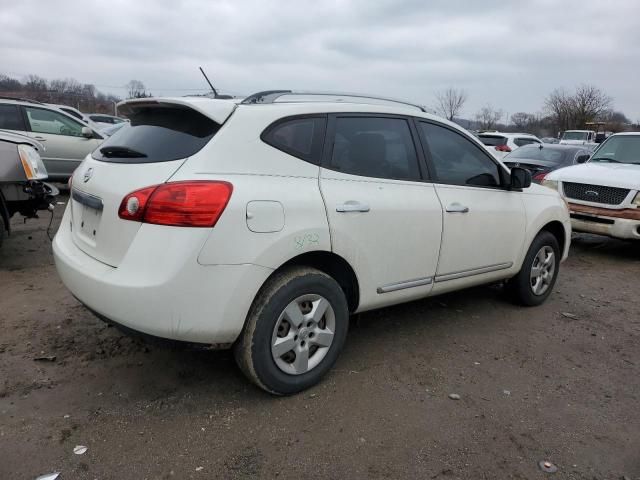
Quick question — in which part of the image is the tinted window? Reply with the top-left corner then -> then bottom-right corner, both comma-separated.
478,135 -> 507,147
420,122 -> 502,187
507,146 -> 572,166
92,106 -> 219,164
25,107 -> 84,137
0,104 -> 25,130
262,116 -> 326,164
329,117 -> 421,181
514,137 -> 540,147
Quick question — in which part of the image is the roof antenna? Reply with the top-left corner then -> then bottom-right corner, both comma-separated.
199,66 -> 218,97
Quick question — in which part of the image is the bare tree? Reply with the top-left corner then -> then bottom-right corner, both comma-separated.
475,105 -> 503,130
545,85 -> 612,131
510,112 -> 536,131
126,79 -> 149,99
434,87 -> 467,121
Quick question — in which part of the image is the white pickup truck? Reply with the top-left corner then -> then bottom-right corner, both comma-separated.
560,130 -> 597,145
544,132 -> 640,240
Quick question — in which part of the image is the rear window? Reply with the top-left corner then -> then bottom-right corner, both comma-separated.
478,135 -> 507,147
92,106 -> 220,163
507,146 -> 571,165
262,116 -> 326,164
514,137 -> 540,147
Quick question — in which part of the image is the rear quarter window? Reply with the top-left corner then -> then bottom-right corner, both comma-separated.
92,106 -> 220,164
261,116 -> 326,164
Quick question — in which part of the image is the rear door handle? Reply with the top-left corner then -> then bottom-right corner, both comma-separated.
446,203 -> 469,213
33,136 -> 47,141
336,201 -> 370,213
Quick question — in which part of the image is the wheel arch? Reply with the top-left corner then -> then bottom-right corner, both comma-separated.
270,250 -> 360,313
538,220 -> 567,257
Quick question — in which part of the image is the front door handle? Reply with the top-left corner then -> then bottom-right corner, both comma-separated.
33,136 -> 47,142
446,203 -> 469,213
336,201 -> 370,213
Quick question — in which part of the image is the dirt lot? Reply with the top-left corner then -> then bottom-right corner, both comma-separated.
1,192 -> 639,480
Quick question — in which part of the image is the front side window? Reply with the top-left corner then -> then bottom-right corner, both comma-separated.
25,107 -> 84,137
420,122 -> 502,187
328,116 -> 421,181
0,104 -> 25,130
262,116 -> 326,164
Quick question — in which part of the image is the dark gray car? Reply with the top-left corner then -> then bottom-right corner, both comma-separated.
503,144 -> 591,183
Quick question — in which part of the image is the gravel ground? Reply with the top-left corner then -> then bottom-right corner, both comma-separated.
1,193 -> 639,479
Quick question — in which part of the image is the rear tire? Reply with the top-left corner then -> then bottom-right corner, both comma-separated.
234,267 -> 349,395
508,231 -> 560,306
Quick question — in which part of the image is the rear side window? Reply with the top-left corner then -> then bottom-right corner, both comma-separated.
92,106 -> 220,163
328,116 -> 421,181
478,135 -> 507,147
262,116 -> 326,164
0,104 -> 26,130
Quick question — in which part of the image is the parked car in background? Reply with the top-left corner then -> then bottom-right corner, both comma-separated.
560,130 -> 597,145
54,91 -> 571,395
0,97 -> 104,181
503,144 -> 592,183
0,131 -> 57,248
544,132 -> 640,240
477,132 -> 543,159
87,114 -> 127,130
541,137 -> 559,144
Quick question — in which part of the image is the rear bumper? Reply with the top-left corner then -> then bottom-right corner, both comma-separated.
568,203 -> 640,240
53,206 -> 273,344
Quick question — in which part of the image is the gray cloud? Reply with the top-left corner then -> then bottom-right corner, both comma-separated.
1,0 -> 639,120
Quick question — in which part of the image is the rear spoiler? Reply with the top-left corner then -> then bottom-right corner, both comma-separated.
116,97 -> 237,125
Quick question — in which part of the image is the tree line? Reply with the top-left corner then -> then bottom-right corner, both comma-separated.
433,85 -> 633,137
0,74 -> 151,114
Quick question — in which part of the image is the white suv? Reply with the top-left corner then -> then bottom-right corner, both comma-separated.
478,132 -> 543,160
53,91 -> 571,394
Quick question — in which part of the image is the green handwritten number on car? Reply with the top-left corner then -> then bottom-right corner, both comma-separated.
295,233 -> 320,249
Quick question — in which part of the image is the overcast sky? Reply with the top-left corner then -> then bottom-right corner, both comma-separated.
1,0 -> 638,120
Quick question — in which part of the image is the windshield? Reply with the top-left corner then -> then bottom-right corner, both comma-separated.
478,135 -> 507,146
506,146 -> 571,166
590,135 -> 640,165
562,131 -> 587,140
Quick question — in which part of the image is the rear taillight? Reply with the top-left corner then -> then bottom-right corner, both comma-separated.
118,181 -> 233,227
533,172 -> 548,182
495,145 -> 512,152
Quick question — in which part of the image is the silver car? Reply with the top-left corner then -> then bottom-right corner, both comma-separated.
0,97 -> 104,180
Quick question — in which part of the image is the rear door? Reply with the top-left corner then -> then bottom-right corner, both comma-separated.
417,121 -> 526,289
319,114 -> 443,311
69,100 -> 235,267
22,106 -> 102,178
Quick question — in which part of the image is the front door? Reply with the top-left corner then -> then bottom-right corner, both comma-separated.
320,115 -> 443,311
22,106 -> 101,179
416,121 -> 526,288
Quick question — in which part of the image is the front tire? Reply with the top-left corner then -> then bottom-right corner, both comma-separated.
508,231 -> 560,306
234,267 -> 349,395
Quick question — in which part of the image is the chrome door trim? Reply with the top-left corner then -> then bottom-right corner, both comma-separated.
377,276 -> 433,294
435,262 -> 513,283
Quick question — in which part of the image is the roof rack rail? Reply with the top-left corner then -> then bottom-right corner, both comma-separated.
0,95 -> 44,105
241,90 -> 427,112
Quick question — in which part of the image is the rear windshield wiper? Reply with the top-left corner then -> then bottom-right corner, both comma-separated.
100,146 -> 147,158
590,157 -> 620,163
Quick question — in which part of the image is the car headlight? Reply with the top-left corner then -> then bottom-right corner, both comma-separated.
633,192 -> 640,206
541,179 -> 558,191
17,144 -> 47,180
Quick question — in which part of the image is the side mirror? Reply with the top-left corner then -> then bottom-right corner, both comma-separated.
510,167 -> 531,190
81,126 -> 93,138
576,154 -> 590,164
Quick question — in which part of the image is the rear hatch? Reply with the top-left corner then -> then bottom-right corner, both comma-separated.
69,98 -> 236,267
